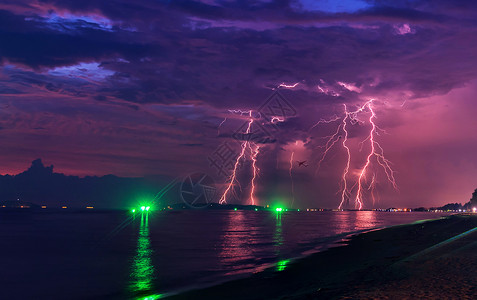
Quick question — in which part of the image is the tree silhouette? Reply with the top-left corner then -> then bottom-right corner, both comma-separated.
470,189 -> 477,207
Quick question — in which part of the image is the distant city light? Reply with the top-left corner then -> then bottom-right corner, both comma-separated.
146,206 -> 150,211
86,206 -> 94,209
276,208 -> 283,212
61,206 -> 67,209
141,206 -> 146,211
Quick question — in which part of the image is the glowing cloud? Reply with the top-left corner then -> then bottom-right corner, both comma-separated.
48,62 -> 115,82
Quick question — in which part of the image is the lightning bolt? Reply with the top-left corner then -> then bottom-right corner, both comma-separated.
315,123 -> 342,173
217,81 -> 300,206
219,110 -> 262,206
249,143 -> 260,206
219,111 -> 254,204
346,100 -> 373,209
217,117 -> 227,136
271,116 -> 285,123
353,99 -> 397,209
228,109 -> 260,117
289,150 -> 295,206
278,82 -> 300,89
338,107 -> 352,210
313,100 -> 397,210
309,115 -> 340,131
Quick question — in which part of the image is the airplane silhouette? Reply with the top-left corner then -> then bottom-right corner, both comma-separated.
297,160 -> 308,167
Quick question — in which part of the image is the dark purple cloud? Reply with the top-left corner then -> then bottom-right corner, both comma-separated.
1,0 -> 477,208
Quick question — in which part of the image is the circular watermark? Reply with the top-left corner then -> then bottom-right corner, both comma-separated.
179,173 -> 217,208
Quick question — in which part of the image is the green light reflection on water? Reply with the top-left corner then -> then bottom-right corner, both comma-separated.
274,211 -> 283,248
136,294 -> 163,300
276,259 -> 290,272
130,212 -> 156,296
274,210 -> 288,272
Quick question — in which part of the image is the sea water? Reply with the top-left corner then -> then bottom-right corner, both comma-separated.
0,210 -> 449,299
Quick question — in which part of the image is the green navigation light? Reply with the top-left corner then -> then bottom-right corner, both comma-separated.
146,206 -> 150,211
132,209 -> 136,213
141,206 -> 146,211
234,208 -> 237,211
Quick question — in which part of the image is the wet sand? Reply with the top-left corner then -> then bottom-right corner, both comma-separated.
166,214 -> 477,299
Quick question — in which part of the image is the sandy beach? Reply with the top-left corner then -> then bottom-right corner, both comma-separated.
166,214 -> 477,299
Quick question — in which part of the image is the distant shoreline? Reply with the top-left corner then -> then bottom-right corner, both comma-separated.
0,201 -> 466,213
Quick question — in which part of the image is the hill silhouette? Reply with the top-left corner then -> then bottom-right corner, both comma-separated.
0,159 -> 169,209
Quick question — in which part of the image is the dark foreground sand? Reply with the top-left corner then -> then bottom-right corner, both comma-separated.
166,214 -> 477,299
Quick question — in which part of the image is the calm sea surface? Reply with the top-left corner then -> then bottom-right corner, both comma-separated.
0,210 -> 449,299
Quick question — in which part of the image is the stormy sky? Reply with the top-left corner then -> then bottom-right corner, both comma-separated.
1,0 -> 476,209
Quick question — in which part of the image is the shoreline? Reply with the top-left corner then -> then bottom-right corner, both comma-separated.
155,226 -> 388,299
164,214 -> 477,299
149,217 -> 441,299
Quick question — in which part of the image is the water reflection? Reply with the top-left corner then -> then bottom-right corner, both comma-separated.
274,212 -> 283,252
335,211 -> 351,232
219,211 -> 254,273
273,211 -> 287,272
276,259 -> 290,272
130,212 -> 158,298
137,294 -> 162,300
355,210 -> 377,230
